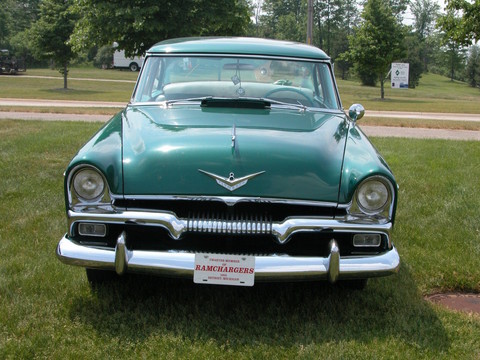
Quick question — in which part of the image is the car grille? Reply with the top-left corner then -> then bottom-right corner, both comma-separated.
76,198 -> 386,256
186,212 -> 273,235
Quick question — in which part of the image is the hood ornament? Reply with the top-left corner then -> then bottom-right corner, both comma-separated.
198,169 -> 265,192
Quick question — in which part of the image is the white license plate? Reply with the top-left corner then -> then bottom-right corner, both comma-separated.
194,253 -> 255,287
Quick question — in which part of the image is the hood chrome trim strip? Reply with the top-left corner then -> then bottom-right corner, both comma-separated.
118,194 -> 339,208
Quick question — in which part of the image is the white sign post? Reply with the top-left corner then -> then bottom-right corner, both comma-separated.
391,63 -> 409,89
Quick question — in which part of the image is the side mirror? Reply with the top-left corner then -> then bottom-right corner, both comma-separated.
348,104 -> 365,123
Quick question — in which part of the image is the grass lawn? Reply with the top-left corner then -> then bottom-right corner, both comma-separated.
0,120 -> 479,359
337,73 -> 480,114
0,75 -> 134,102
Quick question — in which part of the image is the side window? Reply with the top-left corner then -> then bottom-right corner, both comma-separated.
314,63 -> 339,110
133,57 -> 164,102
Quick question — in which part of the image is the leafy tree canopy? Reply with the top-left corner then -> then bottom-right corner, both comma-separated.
438,0 -> 480,45
0,0 -> 40,48
410,0 -> 440,40
71,0 -> 251,56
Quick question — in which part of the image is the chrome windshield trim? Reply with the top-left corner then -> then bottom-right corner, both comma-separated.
129,99 -> 345,113
68,210 -> 392,244
119,194 -> 339,208
144,53 -> 331,63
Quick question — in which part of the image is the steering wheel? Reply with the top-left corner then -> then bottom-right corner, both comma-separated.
263,87 -> 315,107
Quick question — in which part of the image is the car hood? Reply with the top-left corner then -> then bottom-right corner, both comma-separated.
121,105 -> 349,203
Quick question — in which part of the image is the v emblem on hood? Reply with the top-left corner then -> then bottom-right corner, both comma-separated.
198,169 -> 265,192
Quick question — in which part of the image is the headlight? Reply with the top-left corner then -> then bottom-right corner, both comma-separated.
356,177 -> 391,214
72,168 -> 105,201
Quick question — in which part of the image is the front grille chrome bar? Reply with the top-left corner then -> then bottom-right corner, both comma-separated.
187,213 -> 273,235
68,210 -> 392,244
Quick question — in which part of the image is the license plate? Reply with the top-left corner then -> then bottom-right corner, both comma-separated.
194,253 -> 255,287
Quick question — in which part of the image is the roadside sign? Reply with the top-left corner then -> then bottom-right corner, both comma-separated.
391,63 -> 409,89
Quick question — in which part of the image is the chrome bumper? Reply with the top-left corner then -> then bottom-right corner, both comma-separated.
57,232 -> 400,283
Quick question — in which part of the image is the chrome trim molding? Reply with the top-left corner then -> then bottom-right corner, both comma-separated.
57,234 -> 400,282
144,53 -> 332,64
67,210 -> 392,244
120,194 -> 339,208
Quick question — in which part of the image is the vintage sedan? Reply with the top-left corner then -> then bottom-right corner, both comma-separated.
57,37 -> 399,288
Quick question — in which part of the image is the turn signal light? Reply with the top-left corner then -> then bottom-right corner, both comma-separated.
353,234 -> 381,247
78,223 -> 106,237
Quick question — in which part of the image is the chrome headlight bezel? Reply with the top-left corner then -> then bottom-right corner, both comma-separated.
349,176 -> 395,222
67,165 -> 112,208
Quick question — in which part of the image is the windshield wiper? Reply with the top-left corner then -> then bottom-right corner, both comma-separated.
164,96 -> 213,106
261,98 -> 307,112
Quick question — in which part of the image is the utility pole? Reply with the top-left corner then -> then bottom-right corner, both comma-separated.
307,0 -> 313,44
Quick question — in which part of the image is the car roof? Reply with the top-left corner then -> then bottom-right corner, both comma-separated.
147,37 -> 330,60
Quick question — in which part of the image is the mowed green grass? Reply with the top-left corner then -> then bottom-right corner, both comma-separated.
0,67 -> 136,102
337,72 -> 480,114
0,120 -> 479,359
0,67 -> 479,113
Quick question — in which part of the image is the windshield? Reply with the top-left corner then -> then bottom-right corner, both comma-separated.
132,56 -> 340,110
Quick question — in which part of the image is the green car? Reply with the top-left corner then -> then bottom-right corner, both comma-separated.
57,37 -> 399,288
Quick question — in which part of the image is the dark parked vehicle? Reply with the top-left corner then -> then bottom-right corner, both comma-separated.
0,49 -> 25,74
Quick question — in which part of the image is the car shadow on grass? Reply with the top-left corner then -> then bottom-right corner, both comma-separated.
68,263 -> 449,352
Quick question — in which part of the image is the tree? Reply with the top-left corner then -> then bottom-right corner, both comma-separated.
436,10 -> 467,81
410,0 -> 440,72
438,0 -> 480,45
388,0 -> 409,21
0,0 -> 41,47
402,32 -> 424,88
29,0 -> 77,89
465,45 -> 480,88
443,40 -> 467,81
343,0 -> 406,99
71,0 -> 251,57
260,0 -> 307,42
411,0 -> 440,40
0,4 -> 10,48
94,45 -> 114,69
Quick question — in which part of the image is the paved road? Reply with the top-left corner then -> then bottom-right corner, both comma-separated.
361,125 -> 480,141
1,98 -> 480,141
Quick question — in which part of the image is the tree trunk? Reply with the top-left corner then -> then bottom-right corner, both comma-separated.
63,62 -> 68,89
380,78 -> 385,100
